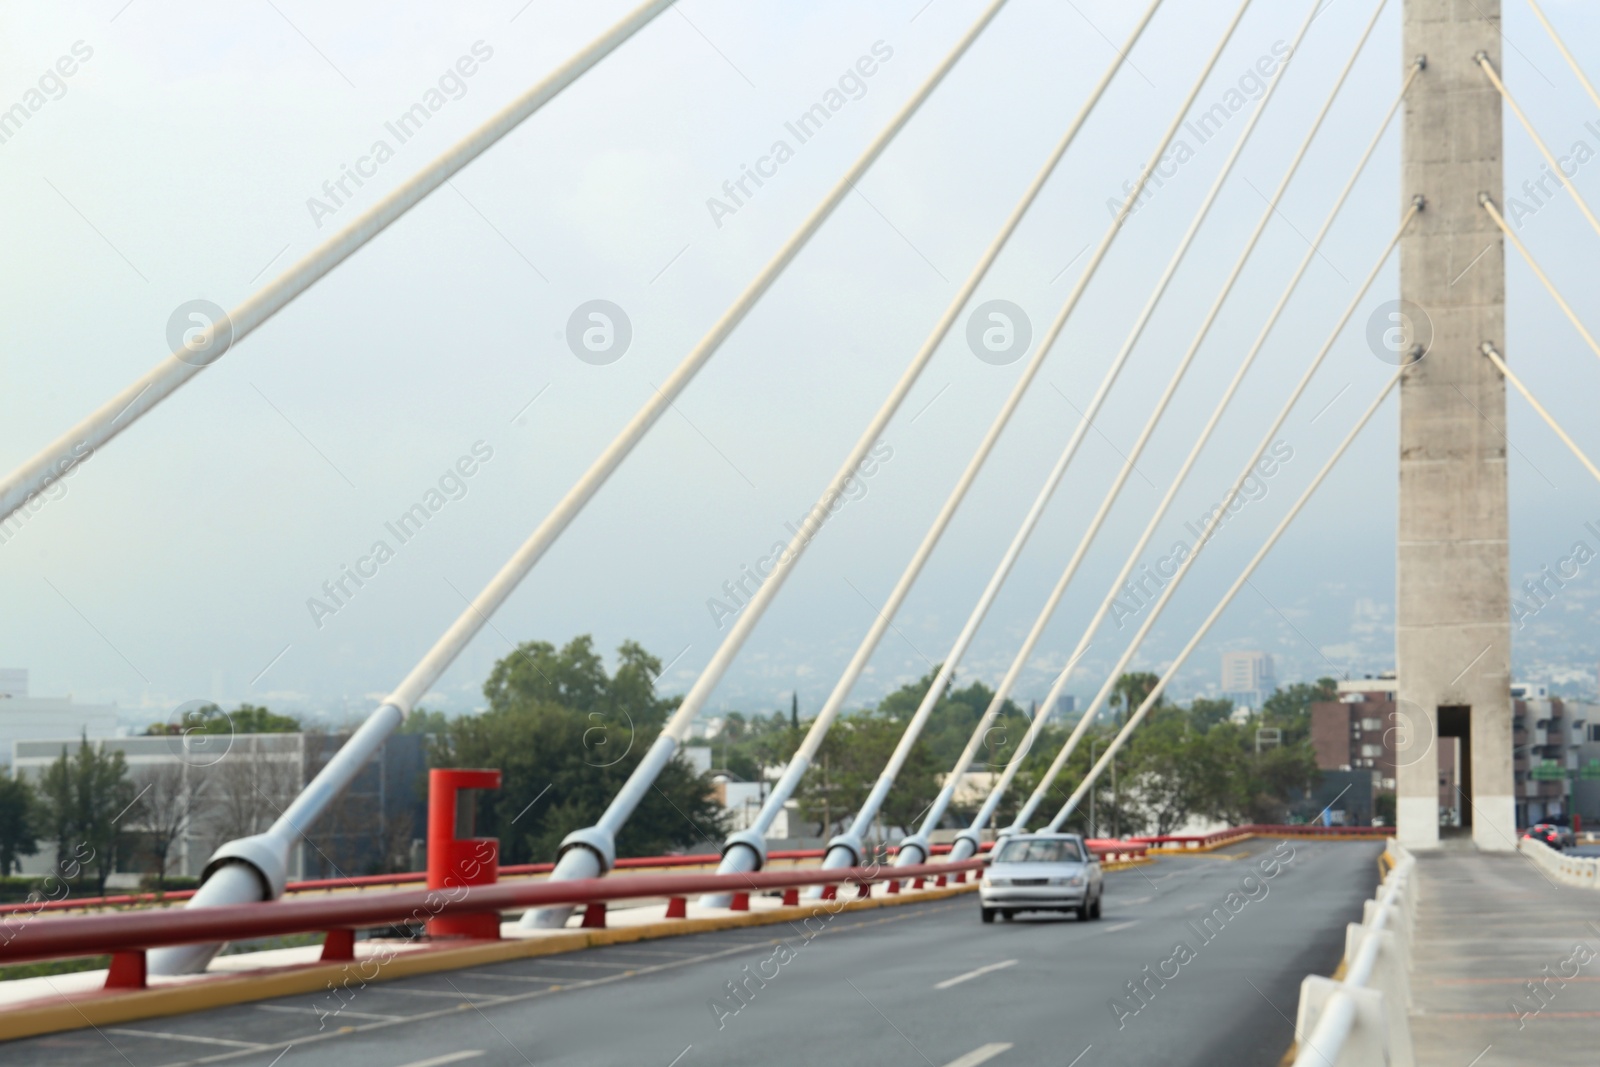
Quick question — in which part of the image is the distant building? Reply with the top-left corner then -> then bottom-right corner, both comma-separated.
0,669 -> 27,699
709,773 -> 795,840
1221,651 -> 1276,710
1052,695 -> 1076,719
0,670 -> 119,768
1310,678 -> 1456,827
1512,688 -> 1590,828
12,731 -> 425,887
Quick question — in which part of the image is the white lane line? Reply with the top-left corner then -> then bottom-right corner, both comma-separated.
381,987 -> 511,1001
153,904 -> 973,1067
940,1042 -> 1013,1067
394,1054 -> 484,1067
255,1004 -> 404,1022
1103,920 -> 1138,933
935,958 -> 1019,990
106,1029 -> 265,1049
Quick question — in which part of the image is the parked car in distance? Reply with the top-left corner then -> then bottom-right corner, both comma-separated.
1525,823 -> 1566,850
979,832 -> 1102,923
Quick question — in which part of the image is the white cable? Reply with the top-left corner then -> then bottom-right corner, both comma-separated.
911,0 -> 1390,856
1481,342 -> 1600,486
1049,365 -> 1409,828
1012,199 -> 1423,831
519,0 -> 1021,926
687,1 -> 1171,900
1476,51 -> 1600,242
0,0 -> 676,526
1481,195 -> 1600,362
148,0 -> 1012,968
1526,0 -> 1600,114
824,0 -> 1316,870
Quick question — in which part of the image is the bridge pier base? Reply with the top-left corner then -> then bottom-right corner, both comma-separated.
1396,0 -> 1512,851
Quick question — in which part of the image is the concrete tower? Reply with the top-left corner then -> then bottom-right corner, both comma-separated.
1396,0 -> 1513,850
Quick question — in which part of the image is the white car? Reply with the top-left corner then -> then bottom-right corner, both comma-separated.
979,832 -> 1103,923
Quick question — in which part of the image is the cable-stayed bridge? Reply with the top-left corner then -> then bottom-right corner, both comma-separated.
3,1 -> 1600,1064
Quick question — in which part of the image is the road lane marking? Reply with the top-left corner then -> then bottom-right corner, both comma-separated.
394,1054 -> 484,1067
1066,1044 -> 1092,1067
255,1004 -> 404,1022
105,1028 -> 265,1049
1121,895 -> 1154,906
935,959 -> 1019,990
151,901 -> 972,1067
940,1042 -> 1013,1067
1103,920 -> 1138,933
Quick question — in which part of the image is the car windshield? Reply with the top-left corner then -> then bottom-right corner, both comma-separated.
994,839 -> 1083,864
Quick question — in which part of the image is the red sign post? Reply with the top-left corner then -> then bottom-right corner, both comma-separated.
426,768 -> 501,939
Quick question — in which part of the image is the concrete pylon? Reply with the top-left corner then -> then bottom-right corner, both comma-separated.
1396,0 -> 1513,850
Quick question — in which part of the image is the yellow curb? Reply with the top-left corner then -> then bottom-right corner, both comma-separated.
0,883 -> 978,1043
1145,833 -> 1259,855
1146,832 -> 1391,858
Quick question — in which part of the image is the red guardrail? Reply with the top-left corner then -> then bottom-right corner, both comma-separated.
0,841 -> 1001,916
0,857 -> 985,987
1131,823 -> 1393,849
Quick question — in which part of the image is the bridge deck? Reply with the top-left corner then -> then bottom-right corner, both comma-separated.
1410,846 -> 1600,1065
0,839 -> 1380,1067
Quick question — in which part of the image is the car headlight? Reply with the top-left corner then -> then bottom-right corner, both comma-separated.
986,877 -> 1008,887
1052,875 -> 1086,886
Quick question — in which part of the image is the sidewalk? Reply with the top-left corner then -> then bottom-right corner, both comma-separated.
1409,845 -> 1600,1065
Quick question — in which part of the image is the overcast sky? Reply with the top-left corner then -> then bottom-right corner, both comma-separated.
2,0 -> 1599,727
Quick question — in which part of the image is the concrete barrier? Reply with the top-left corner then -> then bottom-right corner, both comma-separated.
1290,840 -> 1416,1067
1518,835 -> 1600,887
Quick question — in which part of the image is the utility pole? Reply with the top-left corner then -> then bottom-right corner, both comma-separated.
1088,738 -> 1098,834
1396,0 -> 1512,850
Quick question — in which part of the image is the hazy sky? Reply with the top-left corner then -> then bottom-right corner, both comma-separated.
3,0 -> 1599,727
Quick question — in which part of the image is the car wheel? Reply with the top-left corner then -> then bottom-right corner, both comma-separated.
1090,894 -> 1102,920
1001,910 -> 1015,922
1076,901 -> 1090,921
981,907 -> 995,924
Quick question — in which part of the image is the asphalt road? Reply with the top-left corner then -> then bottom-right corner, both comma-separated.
3,838 -> 1381,1067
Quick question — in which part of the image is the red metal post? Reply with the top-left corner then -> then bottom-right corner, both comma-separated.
426,768 -> 502,940
104,949 -> 146,989
730,892 -> 749,912
665,897 -> 687,919
581,902 -> 607,928
320,928 -> 356,961
782,888 -> 799,906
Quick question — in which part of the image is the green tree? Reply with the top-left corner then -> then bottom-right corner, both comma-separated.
1186,696 -> 1234,732
436,637 -> 723,863
1262,678 -> 1337,745
35,735 -> 137,895
713,710 -> 797,783
1111,672 -> 1165,724
229,704 -> 301,733
871,669 -> 1030,780
399,708 -> 451,735
796,711 -> 939,839
0,771 -> 37,876
145,702 -> 299,736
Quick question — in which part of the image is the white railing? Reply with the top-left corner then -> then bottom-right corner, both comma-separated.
1519,835 -> 1600,887
1291,842 -> 1416,1067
